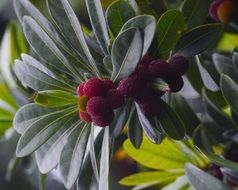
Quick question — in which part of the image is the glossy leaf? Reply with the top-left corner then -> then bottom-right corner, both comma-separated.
174,24 -> 223,58
123,137 -> 190,170
106,0 -> 135,37
221,75 -> 238,115
158,100 -> 185,140
153,9 -> 184,59
85,0 -> 110,55
186,163 -> 231,190
60,123 -> 90,189
111,27 -> 142,82
121,15 -> 156,56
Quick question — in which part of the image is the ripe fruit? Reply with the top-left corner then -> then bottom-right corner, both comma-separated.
79,112 -> 92,123
139,54 -> 153,67
168,55 -> 189,76
166,76 -> 184,93
134,85 -> 156,104
86,96 -> 111,118
106,89 -> 124,109
140,99 -> 161,117
103,79 -> 116,92
92,110 -> 114,127
83,78 -> 105,98
148,59 -> 170,78
78,95 -> 88,112
209,0 -> 223,21
217,0 -> 233,23
77,82 -> 85,96
118,75 -> 141,98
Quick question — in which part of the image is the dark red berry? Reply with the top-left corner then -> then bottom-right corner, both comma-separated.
106,89 -> 124,109
118,75 -> 141,98
86,96 -> 111,118
134,85 -> 156,104
103,79 -> 116,92
167,76 -> 184,93
77,82 -> 85,96
92,110 -> 114,127
148,60 -> 170,78
133,65 -> 152,82
79,112 -> 92,123
168,55 -> 189,76
140,99 -> 161,117
83,78 -> 105,99
209,0 -> 223,21
139,54 -> 153,68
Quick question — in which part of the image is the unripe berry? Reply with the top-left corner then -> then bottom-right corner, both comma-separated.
83,78 -> 105,99
78,95 -> 88,112
148,59 -> 170,78
217,0 -> 233,23
140,99 -> 161,117
166,76 -> 184,93
79,112 -> 92,123
103,79 -> 116,92
92,110 -> 114,127
76,82 -> 85,96
118,75 -> 141,98
168,55 -> 189,76
209,0 -> 223,21
86,96 -> 111,118
106,89 -> 124,109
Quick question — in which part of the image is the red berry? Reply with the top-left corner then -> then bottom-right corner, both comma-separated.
217,0 -> 233,23
92,110 -> 114,127
103,79 -> 116,92
134,85 -> 156,104
133,65 -> 152,82
86,96 -> 111,118
106,89 -> 124,109
148,60 -> 170,78
139,54 -> 153,68
79,112 -> 92,123
168,55 -> 189,76
77,82 -> 85,96
167,76 -> 184,93
118,75 -> 141,98
209,0 -> 223,21
140,99 -> 161,117
83,78 -> 105,99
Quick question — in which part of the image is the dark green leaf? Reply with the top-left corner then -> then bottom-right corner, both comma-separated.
186,163 -> 231,190
233,52 -> 238,71
158,100 -> 185,140
111,27 -> 142,82
153,9 -> 184,59
174,24 -> 223,58
152,78 -> 170,92
106,0 -> 135,37
60,123 -> 90,189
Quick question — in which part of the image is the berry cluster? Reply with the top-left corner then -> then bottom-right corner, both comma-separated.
77,78 -> 124,127
209,0 -> 238,23
117,54 -> 189,117
76,54 -> 189,127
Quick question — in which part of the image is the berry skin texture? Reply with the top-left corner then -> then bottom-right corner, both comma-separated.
134,85 -> 156,104
103,79 -> 116,92
217,0 -> 233,23
77,82 -> 85,96
79,112 -> 92,123
168,55 -> 189,76
140,99 -> 161,117
83,78 -> 105,99
86,96 -> 111,118
92,110 -> 114,127
106,89 -> 124,109
167,76 -> 184,93
78,95 -> 88,112
118,75 -> 141,98
139,54 -> 153,68
148,60 -> 170,78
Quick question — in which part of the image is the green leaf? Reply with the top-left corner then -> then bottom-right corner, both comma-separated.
186,163 -> 231,190
171,94 -> 200,137
60,123 -> 90,189
119,171 -> 183,186
39,173 -> 47,190
161,176 -> 190,190
14,56 -> 75,92
35,90 -> 78,107
158,100 -> 185,140
47,0 -> 99,76
174,24 -> 223,58
16,106 -> 78,157
111,27 -> 142,82
181,0 -> 212,29
153,9 -> 184,59
135,103 -> 161,144
128,106 -> 143,149
0,81 -> 18,110
152,78 -> 170,92
123,137 -> 190,170
35,116 -> 80,173
121,15 -> 156,56
220,74 -> 238,115
85,0 -> 110,55
232,52 -> 238,71
99,127 -> 110,190
106,0 -> 135,37
22,16 -> 83,81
